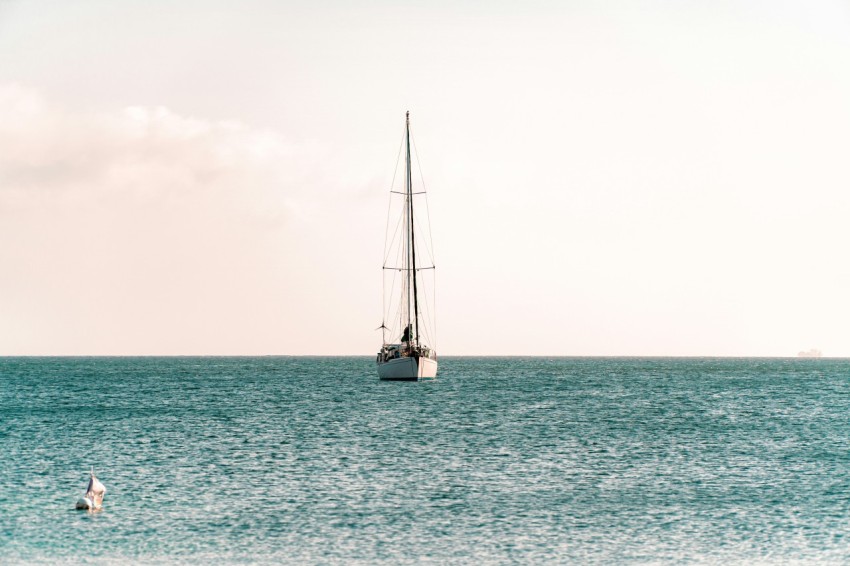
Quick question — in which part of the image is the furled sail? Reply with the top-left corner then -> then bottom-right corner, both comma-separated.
76,469 -> 106,510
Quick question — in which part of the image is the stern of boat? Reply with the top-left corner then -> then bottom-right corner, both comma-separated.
377,354 -> 438,381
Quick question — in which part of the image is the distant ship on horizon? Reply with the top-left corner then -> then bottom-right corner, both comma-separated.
798,348 -> 822,358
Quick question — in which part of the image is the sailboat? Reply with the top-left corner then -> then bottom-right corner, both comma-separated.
376,111 -> 438,380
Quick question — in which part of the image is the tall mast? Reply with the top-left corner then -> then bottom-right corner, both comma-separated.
406,111 -> 420,345
404,112 -> 411,341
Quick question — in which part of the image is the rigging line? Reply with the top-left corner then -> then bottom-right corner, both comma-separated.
381,260 -> 384,343
405,111 -> 421,346
381,146 -> 404,332
411,204 -> 436,266
383,232 -> 401,331
382,209 -> 404,326
383,209 -> 405,266
421,272 -> 435,342
384,240 -> 403,339
412,136 -> 437,268
421,240 -> 437,349
423,311 -> 434,351
433,263 -> 437,349
384,232 -> 405,330
423,193 -> 437,267
411,135 -> 428,195
418,276 -> 434,347
382,127 -> 406,264
384,266 -> 398,338
389,290 -> 404,341
393,224 -> 406,339
381,125 -> 407,335
387,289 -> 400,339
410,125 -> 437,349
381,133 -> 404,343
389,289 -> 403,342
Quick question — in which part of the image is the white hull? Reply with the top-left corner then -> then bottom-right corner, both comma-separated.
377,356 -> 438,380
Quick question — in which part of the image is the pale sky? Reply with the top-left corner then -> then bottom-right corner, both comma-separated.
1,0 -> 849,356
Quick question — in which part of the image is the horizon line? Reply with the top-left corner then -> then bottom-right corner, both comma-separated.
0,354 -> 843,359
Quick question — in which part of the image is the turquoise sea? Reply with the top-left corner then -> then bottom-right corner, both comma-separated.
2,356 -> 850,564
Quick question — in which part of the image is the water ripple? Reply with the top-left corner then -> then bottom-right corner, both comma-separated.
1,356 -> 849,564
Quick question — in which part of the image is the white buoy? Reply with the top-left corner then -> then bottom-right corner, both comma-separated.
76,468 -> 106,510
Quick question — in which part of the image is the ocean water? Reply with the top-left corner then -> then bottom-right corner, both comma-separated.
2,356 -> 850,564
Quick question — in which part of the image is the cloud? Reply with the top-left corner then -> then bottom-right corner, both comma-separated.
0,83 -> 327,225
0,84 -> 375,354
